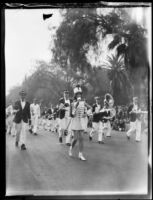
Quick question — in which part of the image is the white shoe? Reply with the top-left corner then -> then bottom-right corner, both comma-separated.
78,153 -> 86,161
69,147 -> 72,157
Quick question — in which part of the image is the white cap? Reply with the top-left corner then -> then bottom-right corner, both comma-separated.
73,86 -> 82,94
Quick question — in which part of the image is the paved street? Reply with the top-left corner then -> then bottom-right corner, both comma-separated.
6,128 -> 148,196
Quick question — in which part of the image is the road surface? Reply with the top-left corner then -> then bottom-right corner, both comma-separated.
6,128 -> 148,196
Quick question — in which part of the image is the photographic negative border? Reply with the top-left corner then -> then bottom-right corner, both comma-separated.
1,1 -> 152,200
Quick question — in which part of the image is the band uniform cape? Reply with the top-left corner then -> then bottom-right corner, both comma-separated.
13,100 -> 31,124
128,103 -> 141,122
58,98 -> 73,119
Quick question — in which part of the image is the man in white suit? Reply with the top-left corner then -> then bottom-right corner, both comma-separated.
31,98 -> 41,135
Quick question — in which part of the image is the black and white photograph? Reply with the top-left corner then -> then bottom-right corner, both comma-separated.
3,2 -> 152,199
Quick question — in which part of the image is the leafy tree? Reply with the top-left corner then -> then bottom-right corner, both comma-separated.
104,9 -> 149,97
52,8 -> 98,74
6,85 -> 22,107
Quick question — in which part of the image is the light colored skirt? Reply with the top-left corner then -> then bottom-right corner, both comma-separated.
70,117 -> 87,131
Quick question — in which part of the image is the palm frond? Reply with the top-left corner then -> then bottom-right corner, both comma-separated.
116,43 -> 127,57
108,35 -> 121,50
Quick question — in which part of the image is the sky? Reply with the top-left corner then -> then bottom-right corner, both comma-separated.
5,7 -> 151,96
5,9 -> 63,95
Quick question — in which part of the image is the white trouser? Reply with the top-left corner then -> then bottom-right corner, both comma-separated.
6,115 -> 14,134
32,115 -> 39,133
47,119 -> 54,131
65,118 -> 72,143
59,117 -> 71,137
30,115 -> 34,129
106,121 -> 112,136
98,122 -> 106,142
126,120 -> 141,141
90,122 -> 100,137
90,122 -> 104,142
15,120 -> 28,145
51,119 -> 57,131
11,122 -> 16,136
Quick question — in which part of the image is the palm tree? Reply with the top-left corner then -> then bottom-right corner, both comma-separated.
107,10 -> 149,98
102,54 -> 133,105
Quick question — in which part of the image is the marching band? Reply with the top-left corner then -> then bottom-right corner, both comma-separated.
6,86 -> 148,161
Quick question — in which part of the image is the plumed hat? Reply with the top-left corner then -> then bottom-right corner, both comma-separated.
73,84 -> 82,95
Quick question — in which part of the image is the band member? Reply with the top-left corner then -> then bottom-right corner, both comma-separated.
6,101 -> 14,135
13,90 -> 31,150
31,98 -> 41,135
51,105 -> 59,133
89,96 -> 102,141
54,105 -> 60,134
126,97 -> 143,142
46,103 -> 54,132
58,90 -> 73,145
98,99 -> 111,144
69,85 -> 91,161
104,93 -> 115,137
41,106 -> 48,131
29,99 -> 35,133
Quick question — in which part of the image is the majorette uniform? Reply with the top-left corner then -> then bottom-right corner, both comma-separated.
126,103 -> 142,141
70,100 -> 87,131
68,85 -> 91,161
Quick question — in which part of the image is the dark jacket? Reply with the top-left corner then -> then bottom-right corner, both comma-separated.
92,103 -> 102,123
47,108 -> 53,120
128,104 -> 141,122
59,98 -> 73,119
99,109 -> 110,123
13,100 -> 31,124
